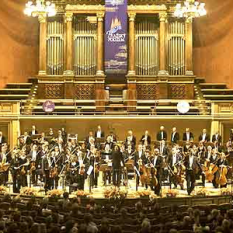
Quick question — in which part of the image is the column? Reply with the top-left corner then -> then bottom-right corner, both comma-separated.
158,12 -> 168,76
64,12 -> 74,75
185,18 -> 193,75
211,120 -> 220,141
10,120 -> 20,150
96,13 -> 104,76
38,13 -> 47,75
127,13 -> 136,76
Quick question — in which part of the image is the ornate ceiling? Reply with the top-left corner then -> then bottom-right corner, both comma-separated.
52,0 -> 184,6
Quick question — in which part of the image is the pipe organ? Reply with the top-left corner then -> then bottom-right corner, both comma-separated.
73,16 -> 97,76
46,17 -> 64,75
135,17 -> 159,76
168,19 -> 186,76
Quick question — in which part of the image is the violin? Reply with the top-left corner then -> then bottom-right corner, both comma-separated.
50,166 -> 58,178
29,162 -> 36,175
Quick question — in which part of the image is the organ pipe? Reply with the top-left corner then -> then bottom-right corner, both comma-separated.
135,17 -> 159,76
73,16 -> 97,76
168,19 -> 185,75
46,17 -> 64,75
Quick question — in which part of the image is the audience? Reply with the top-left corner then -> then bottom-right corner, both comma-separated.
0,195 -> 232,233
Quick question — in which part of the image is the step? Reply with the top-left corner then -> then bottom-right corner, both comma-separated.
201,89 -> 233,93
0,94 -> 28,100
6,83 -> 32,89
0,88 -> 31,94
199,83 -> 227,89
203,94 -> 233,99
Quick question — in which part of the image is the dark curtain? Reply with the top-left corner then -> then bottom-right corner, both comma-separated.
0,0 -> 39,88
193,0 -> 233,88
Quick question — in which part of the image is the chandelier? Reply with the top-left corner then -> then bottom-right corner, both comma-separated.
174,0 -> 207,19
24,0 -> 56,17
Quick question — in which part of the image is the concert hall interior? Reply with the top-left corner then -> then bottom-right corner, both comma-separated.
1,0 -> 233,233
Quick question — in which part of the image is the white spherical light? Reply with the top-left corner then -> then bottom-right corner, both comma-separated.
177,101 -> 190,114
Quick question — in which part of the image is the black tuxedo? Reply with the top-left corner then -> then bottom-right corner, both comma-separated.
125,136 -> 136,149
0,136 -> 6,145
212,134 -> 222,143
160,145 -> 169,157
183,132 -> 194,141
198,133 -> 210,142
151,156 -> 163,195
157,131 -> 167,141
95,131 -> 105,138
29,130 -> 38,136
171,132 -> 180,144
134,151 -> 146,168
140,135 -> 151,145
184,155 -> 200,195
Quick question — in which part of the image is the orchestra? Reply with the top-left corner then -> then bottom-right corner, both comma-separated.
0,126 -> 232,197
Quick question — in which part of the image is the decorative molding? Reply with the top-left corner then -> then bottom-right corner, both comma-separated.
64,12 -> 73,22
38,13 -> 47,23
219,104 -> 233,113
128,12 -> 136,21
169,84 -> 186,99
128,4 -> 167,11
159,12 -> 167,22
137,84 -> 157,100
97,12 -> 105,21
45,84 -> 64,99
75,84 -> 95,100
66,4 -> 105,11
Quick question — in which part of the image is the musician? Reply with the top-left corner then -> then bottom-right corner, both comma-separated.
28,144 -> 41,185
217,152 -> 229,188
112,145 -> 125,186
48,128 -> 54,137
140,130 -> 151,146
57,138 -> 64,153
61,128 -> 67,143
101,144 -> 112,185
183,128 -> 194,142
198,129 -> 210,143
95,125 -> 105,139
23,131 -> 32,145
230,129 -> 233,141
88,146 -> 99,188
85,131 -> 95,146
157,126 -> 167,141
39,132 -> 48,144
125,144 -> 135,161
67,156 -> 79,186
184,150 -> 201,195
210,149 -> 220,188
10,151 -> 21,193
87,138 -> 96,150
150,148 -> 163,195
0,131 -> 6,146
0,145 -> 11,186
205,145 -> 213,161
171,127 -> 180,144
184,142 -> 192,153
159,140 -> 169,157
41,146 -> 51,191
57,130 -> 65,143
212,131 -> 222,148
50,146 -> 62,189
198,142 -> 206,159
167,148 -> 182,189
19,149 -> 28,188
125,130 -> 136,150
134,144 -> 146,187
29,125 -> 38,136
197,143 -> 206,187
105,135 -> 114,150
109,131 -> 117,143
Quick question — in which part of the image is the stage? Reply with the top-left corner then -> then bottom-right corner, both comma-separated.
5,174 -> 233,207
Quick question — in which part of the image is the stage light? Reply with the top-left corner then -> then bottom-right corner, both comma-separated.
177,101 -> 190,114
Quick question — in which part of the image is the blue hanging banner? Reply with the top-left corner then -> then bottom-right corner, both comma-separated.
105,0 -> 128,76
